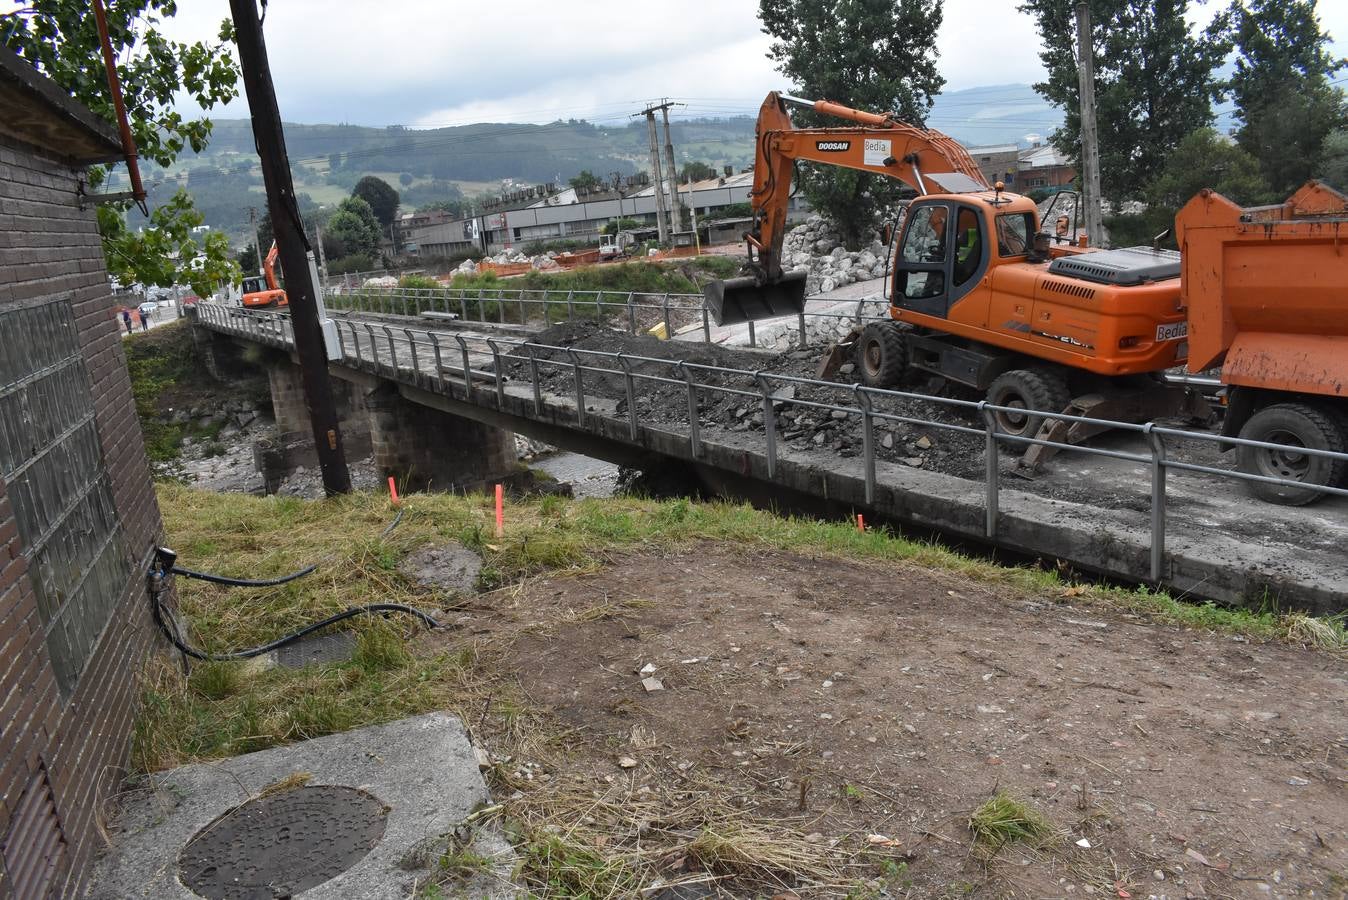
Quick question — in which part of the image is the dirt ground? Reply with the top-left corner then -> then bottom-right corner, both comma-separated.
434,546 -> 1347,898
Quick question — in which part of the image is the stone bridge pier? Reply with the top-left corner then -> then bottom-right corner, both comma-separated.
365,383 -> 516,493
262,358 -> 516,494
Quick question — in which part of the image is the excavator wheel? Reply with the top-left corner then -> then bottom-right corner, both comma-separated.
987,368 -> 1071,440
854,322 -> 908,388
1237,403 -> 1346,505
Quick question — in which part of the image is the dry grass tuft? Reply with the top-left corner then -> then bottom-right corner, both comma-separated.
968,791 -> 1056,852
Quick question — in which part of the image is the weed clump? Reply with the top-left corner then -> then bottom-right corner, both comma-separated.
968,791 -> 1055,850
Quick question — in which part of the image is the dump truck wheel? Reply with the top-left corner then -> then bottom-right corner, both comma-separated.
854,322 -> 908,388
1237,403 -> 1346,506
987,368 -> 1071,439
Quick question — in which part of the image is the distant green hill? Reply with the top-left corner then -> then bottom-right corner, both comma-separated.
111,85 -> 1060,244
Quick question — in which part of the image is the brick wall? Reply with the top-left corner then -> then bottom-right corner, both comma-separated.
0,133 -> 166,897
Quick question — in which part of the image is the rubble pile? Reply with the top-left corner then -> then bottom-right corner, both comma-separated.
781,213 -> 905,295
452,247 -> 563,276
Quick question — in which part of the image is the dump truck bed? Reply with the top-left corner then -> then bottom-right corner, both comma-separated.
1175,182 -> 1348,398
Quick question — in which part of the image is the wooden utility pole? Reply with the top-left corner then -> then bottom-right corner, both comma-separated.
659,102 -> 684,233
639,108 -> 669,243
230,0 -> 351,494
1075,1 -> 1104,247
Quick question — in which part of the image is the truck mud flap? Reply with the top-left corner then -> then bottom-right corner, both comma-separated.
704,271 -> 808,327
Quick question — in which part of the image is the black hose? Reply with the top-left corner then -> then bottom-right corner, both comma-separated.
149,505 -> 432,663
150,585 -> 439,661
170,563 -> 317,587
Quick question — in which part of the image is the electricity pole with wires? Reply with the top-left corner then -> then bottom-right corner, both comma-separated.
230,0 -> 351,495
1075,1 -> 1104,247
637,104 -> 670,244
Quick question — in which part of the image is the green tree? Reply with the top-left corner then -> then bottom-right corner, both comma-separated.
1019,0 -> 1230,202
758,0 -> 945,245
680,161 -> 718,182
568,169 -> 602,191
4,0 -> 242,289
328,151 -> 343,172
399,172 -> 414,187
236,243 -> 259,275
99,190 -> 235,297
326,196 -> 381,259
1318,129 -> 1348,189
1106,128 -> 1272,246
351,175 -> 400,229
1227,0 -> 1347,197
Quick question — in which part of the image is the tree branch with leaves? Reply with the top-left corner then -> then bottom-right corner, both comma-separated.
4,0 -> 243,293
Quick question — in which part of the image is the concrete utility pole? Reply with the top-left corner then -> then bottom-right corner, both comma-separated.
639,107 -> 669,243
1075,1 -> 1105,247
230,0 -> 351,495
659,102 -> 684,233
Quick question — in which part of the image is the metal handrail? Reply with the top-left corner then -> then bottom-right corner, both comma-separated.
198,302 -> 1348,584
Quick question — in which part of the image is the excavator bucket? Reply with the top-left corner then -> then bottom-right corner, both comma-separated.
703,270 -> 808,327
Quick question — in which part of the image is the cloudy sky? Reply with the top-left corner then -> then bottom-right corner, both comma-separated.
149,0 -> 1348,127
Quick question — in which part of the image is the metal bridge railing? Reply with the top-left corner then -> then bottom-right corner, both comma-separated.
197,302 -> 1348,585
323,285 -> 887,350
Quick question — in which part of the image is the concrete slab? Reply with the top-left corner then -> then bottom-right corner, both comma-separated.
85,713 -> 518,900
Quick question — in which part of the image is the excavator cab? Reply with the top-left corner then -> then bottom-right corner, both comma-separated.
704,269 -> 808,327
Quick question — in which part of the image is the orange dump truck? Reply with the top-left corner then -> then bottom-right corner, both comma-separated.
1175,181 -> 1348,504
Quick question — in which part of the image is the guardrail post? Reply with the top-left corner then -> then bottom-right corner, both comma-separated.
1144,423 -> 1167,583
349,322 -> 363,363
476,289 -> 485,322
566,348 -> 586,427
518,292 -> 526,325
460,294 -> 469,321
361,323 -> 377,368
497,289 -> 506,324
403,328 -> 419,380
798,309 -> 808,349
618,354 -> 638,440
454,334 -> 472,394
702,304 -> 711,342
980,402 -> 999,539
486,339 -> 505,407
566,289 -> 575,322
381,325 -> 398,370
661,293 -> 672,339
429,332 -> 445,391
335,322 -> 347,358
526,344 -> 543,415
627,293 -> 637,334
747,318 -> 756,348
855,385 -> 875,505
677,360 -> 700,457
756,372 -> 777,478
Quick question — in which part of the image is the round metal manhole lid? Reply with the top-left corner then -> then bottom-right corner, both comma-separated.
178,785 -> 388,899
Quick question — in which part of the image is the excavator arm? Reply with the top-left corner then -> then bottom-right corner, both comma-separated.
707,91 -> 989,326
263,241 -> 281,292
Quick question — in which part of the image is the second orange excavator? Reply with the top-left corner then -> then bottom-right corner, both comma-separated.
241,241 -> 287,309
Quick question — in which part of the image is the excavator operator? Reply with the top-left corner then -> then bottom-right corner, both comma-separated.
953,207 -> 982,286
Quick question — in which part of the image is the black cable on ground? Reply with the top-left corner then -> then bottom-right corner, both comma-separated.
170,563 -> 317,587
149,503 -> 434,664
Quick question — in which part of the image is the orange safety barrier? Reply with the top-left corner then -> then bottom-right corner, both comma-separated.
477,260 -> 533,278
553,249 -> 602,269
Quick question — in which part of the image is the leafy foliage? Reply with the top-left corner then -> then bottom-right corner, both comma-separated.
1106,128 -> 1271,247
1227,0 -> 1347,196
4,0 -> 241,289
326,195 -> 381,260
680,161 -> 718,182
1319,129 -> 1348,189
758,0 -> 945,246
567,169 -> 602,191
1019,0 -> 1230,201
99,190 -> 236,296
352,175 -> 400,229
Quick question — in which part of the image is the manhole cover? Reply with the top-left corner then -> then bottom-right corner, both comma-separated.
178,785 -> 388,899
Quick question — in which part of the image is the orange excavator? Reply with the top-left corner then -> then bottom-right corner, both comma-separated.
707,91 -> 1348,504
241,241 -> 287,308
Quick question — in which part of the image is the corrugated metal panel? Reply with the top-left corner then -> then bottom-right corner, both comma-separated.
1,766 -> 68,899
0,297 -> 130,694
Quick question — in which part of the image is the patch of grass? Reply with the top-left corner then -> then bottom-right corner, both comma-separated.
968,791 -> 1055,850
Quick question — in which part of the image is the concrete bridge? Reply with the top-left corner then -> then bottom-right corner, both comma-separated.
190,289 -> 1348,615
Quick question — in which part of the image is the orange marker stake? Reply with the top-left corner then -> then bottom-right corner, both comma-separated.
388,476 -> 400,506
494,483 -> 504,537
856,513 -> 865,532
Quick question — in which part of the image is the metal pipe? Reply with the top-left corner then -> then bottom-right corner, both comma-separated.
92,0 -> 147,208
1145,424 -> 1167,582
980,402 -> 999,539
